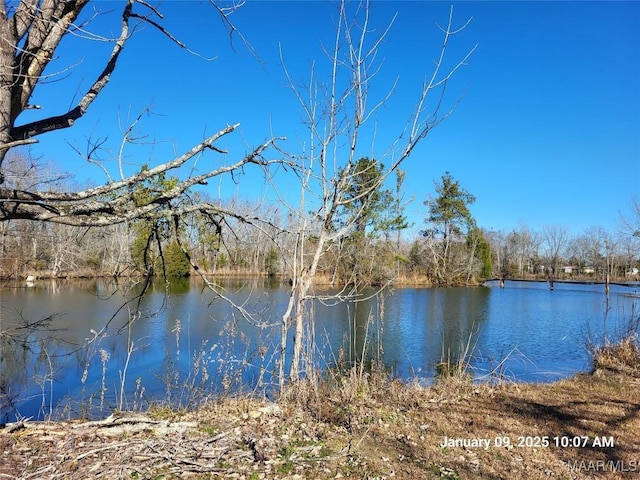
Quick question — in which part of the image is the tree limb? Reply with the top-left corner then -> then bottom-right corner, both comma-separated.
9,0 -> 129,143
0,126 -> 283,226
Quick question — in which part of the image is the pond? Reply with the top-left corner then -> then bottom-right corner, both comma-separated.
1,278 -> 638,422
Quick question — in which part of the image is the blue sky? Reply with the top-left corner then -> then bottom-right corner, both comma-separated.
23,1 -> 640,237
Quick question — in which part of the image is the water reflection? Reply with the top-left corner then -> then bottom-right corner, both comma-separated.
1,278 -> 637,422
378,287 -> 491,377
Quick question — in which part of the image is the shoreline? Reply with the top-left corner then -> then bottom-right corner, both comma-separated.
1,368 -> 638,479
4,270 -> 639,289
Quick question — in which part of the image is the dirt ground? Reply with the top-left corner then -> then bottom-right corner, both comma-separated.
1,369 -> 639,480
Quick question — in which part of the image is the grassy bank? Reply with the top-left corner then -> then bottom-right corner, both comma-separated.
2,365 -> 639,480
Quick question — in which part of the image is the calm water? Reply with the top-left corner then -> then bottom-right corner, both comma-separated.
1,278 -> 638,422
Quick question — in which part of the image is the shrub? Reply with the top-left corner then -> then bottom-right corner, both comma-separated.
164,242 -> 191,277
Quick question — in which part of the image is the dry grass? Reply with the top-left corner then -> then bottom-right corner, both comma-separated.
2,368 -> 639,479
592,335 -> 640,376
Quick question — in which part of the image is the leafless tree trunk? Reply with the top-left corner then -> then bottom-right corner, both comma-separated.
542,224 -> 569,285
277,1 -> 475,386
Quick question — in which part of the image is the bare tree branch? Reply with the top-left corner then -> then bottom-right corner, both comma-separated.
0,124 -> 283,225
8,0 -> 131,146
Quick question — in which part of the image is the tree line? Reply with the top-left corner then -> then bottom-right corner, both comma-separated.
2,151 -> 637,287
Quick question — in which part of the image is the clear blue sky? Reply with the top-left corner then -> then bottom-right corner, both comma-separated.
24,1 -> 640,236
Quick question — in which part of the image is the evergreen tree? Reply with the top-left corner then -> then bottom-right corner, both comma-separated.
334,158 -> 409,285
265,247 -> 280,278
425,172 -> 476,241
339,158 -> 391,236
423,172 -> 477,285
467,226 -> 493,280
164,241 -> 191,277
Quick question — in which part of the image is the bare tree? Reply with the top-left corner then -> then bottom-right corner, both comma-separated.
276,2 -> 476,385
619,197 -> 640,252
567,231 -> 592,274
0,0 -> 280,228
542,224 -> 569,285
508,222 -> 540,278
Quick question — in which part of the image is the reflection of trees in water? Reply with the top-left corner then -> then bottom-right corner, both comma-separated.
327,287 -> 493,377
411,287 -> 491,376
0,307 -> 70,422
6,280 -> 632,421
0,279 -> 141,421
0,277 -> 289,421
436,287 -> 490,359
343,289 -> 386,370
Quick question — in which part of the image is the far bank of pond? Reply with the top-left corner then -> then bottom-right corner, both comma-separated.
1,277 -> 638,422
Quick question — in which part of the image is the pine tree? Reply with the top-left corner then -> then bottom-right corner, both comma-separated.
423,172 -> 477,285
334,158 -> 408,285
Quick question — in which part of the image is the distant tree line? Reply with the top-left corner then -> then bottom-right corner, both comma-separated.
3,151 -> 637,286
